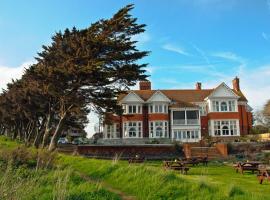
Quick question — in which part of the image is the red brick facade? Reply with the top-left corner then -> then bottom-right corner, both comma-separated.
104,77 -> 253,141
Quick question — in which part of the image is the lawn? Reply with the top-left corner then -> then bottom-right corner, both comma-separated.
0,136 -> 270,200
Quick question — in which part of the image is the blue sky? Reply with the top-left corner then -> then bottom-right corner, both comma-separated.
1,0 -> 270,135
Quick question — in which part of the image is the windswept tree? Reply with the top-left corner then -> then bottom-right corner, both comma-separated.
0,4 -> 149,150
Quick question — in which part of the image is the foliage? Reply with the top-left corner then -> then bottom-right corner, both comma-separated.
0,4 -> 149,150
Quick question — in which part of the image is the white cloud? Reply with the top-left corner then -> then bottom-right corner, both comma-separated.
162,43 -> 191,56
0,61 -> 34,92
211,51 -> 245,64
132,32 -> 150,47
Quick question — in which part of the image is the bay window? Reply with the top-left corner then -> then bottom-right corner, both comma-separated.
213,120 -> 238,136
149,104 -> 168,113
211,100 -> 236,112
122,104 -> 142,114
123,121 -> 142,138
149,121 -> 168,138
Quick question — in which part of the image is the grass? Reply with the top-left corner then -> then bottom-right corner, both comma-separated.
1,135 -> 270,200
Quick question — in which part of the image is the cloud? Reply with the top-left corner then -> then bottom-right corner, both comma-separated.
0,61 -> 34,92
132,32 -> 150,47
162,44 -> 191,56
262,32 -> 270,41
211,51 -> 245,64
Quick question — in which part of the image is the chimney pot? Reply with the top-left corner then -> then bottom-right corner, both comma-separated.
196,82 -> 202,90
232,77 -> 240,91
139,81 -> 151,90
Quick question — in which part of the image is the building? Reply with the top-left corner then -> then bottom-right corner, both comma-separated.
103,77 -> 252,143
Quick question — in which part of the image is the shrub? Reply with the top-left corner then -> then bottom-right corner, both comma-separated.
36,149 -> 57,170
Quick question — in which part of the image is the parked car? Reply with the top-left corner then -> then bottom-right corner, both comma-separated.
57,137 -> 69,144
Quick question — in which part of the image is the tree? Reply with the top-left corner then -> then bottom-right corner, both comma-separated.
0,4 -> 149,151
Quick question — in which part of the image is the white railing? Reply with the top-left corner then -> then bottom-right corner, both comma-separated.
173,119 -> 186,125
187,119 -> 199,125
173,119 -> 199,125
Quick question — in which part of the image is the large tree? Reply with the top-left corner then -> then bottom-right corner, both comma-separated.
0,4 -> 149,150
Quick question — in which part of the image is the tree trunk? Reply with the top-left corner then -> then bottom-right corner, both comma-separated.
42,113 -> 52,148
48,116 -> 65,151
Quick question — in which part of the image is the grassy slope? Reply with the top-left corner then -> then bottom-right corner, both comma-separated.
0,136 -> 120,200
1,136 -> 270,200
59,155 -> 270,200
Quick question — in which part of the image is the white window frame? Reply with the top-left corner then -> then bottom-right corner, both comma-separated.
148,103 -> 168,114
149,121 -> 168,138
104,124 -> 120,139
211,100 -> 237,112
122,104 -> 142,114
123,121 -> 142,138
211,120 -> 239,136
172,129 -> 200,141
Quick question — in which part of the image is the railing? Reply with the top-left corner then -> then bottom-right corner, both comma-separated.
187,119 -> 199,125
173,119 -> 185,125
173,119 -> 199,125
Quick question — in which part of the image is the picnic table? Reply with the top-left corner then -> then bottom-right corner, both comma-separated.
234,161 -> 262,174
182,157 -> 208,166
257,165 -> 270,184
163,160 -> 190,174
128,156 -> 145,164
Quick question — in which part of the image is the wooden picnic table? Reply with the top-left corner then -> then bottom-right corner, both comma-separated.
163,160 -> 190,174
234,161 -> 262,174
182,157 -> 208,166
257,166 -> 270,184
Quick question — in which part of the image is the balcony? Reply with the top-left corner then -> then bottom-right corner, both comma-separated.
173,119 -> 199,125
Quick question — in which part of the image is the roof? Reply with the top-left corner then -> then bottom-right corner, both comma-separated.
118,87 -> 248,104
118,89 -> 213,102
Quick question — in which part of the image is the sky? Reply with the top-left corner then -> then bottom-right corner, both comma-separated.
1,0 -> 270,136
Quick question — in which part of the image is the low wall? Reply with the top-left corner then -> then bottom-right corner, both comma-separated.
228,142 -> 270,154
77,144 -> 183,160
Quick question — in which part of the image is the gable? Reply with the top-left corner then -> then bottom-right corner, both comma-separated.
147,91 -> 171,103
120,92 -> 144,103
207,83 -> 239,99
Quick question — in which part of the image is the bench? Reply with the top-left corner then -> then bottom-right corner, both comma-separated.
163,160 -> 190,175
234,161 -> 261,174
182,157 -> 208,166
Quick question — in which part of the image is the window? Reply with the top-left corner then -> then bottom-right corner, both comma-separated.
228,101 -> 236,111
149,104 -> 168,113
212,100 -> 237,112
213,101 -> 219,112
128,105 -> 137,114
149,121 -> 168,138
213,120 -> 238,136
123,121 -> 142,138
129,127 -> 136,137
156,127 -> 163,137
173,130 -> 200,140
220,102 -> 228,111
122,104 -> 141,114
105,124 -> 120,139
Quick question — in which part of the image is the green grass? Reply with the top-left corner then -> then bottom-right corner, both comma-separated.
59,155 -> 270,200
1,135 -> 270,200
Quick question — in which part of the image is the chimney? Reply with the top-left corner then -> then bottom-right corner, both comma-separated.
139,81 -> 151,90
232,77 -> 240,91
196,82 -> 202,90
